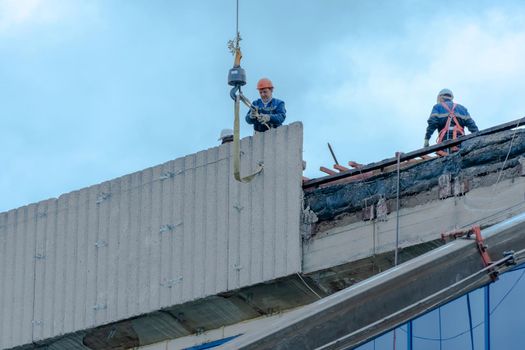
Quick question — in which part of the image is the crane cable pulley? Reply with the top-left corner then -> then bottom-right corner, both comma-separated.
227,0 -> 263,183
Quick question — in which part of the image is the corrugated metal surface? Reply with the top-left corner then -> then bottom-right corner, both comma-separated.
0,206 -> 36,349
0,122 -> 303,349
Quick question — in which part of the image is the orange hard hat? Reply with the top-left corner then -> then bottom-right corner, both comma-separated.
257,78 -> 273,90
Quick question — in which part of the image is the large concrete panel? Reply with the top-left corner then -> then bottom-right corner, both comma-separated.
0,123 -> 303,349
304,176 -> 525,273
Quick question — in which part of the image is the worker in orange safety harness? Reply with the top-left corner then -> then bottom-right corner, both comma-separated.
424,88 -> 479,148
245,78 -> 286,132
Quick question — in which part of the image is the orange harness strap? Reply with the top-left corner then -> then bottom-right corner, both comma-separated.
436,102 -> 464,156
437,102 -> 464,143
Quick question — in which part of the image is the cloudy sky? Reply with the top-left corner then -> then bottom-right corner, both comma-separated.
2,0 -> 525,212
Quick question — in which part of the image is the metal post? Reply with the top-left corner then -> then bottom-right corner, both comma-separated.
467,294 -> 475,350
438,307 -> 443,350
393,329 -> 397,350
395,152 -> 401,266
407,321 -> 413,350
484,285 -> 491,350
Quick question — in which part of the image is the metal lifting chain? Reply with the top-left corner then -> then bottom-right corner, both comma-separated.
227,0 -> 263,183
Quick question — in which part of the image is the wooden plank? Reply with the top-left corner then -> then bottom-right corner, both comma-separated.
333,164 -> 350,172
320,167 -> 337,175
348,161 -> 364,169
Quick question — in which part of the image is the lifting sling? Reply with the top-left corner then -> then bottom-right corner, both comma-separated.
227,35 -> 263,183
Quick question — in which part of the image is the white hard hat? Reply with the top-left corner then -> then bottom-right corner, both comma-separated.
218,128 -> 234,141
438,88 -> 454,99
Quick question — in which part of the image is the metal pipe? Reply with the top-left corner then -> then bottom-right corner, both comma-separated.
467,294 -> 475,350
395,152 -> 401,266
328,143 -> 339,165
484,285 -> 491,350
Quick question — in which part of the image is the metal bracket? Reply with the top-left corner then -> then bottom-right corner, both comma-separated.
95,240 -> 108,248
503,250 -> 516,266
442,226 -> 498,281
453,177 -> 469,196
160,277 -> 183,288
519,156 -> 525,176
159,172 -> 175,180
362,197 -> 375,221
472,225 -> 498,281
441,227 -> 471,241
159,170 -> 183,180
159,222 -> 182,234
438,173 -> 452,199
93,303 -> 107,311
96,192 -> 111,204
376,196 -> 389,221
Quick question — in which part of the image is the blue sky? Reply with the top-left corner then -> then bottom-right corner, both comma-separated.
2,0 -> 525,212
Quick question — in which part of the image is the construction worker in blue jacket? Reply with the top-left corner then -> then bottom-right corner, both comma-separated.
246,78 -> 286,132
424,88 -> 479,147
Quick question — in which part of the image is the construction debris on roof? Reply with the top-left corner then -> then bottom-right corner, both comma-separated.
305,129 -> 525,230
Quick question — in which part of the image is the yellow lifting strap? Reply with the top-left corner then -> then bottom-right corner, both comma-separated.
228,42 -> 263,182
233,92 -> 263,183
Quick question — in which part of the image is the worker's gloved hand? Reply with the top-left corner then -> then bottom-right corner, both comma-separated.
249,110 -> 259,119
424,139 -> 430,147
258,114 -> 271,123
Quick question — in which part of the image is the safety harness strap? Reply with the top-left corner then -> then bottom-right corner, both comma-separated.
437,102 -> 464,143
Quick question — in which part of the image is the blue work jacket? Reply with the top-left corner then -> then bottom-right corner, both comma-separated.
425,100 -> 479,141
245,98 -> 286,132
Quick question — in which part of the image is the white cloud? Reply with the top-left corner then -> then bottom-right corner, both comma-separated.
324,9 -> 525,127
299,7 -> 525,175
0,0 -> 98,35
0,0 -> 41,23
1,0 -> 49,32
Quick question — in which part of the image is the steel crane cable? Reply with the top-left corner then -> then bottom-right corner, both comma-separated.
228,0 -> 263,183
